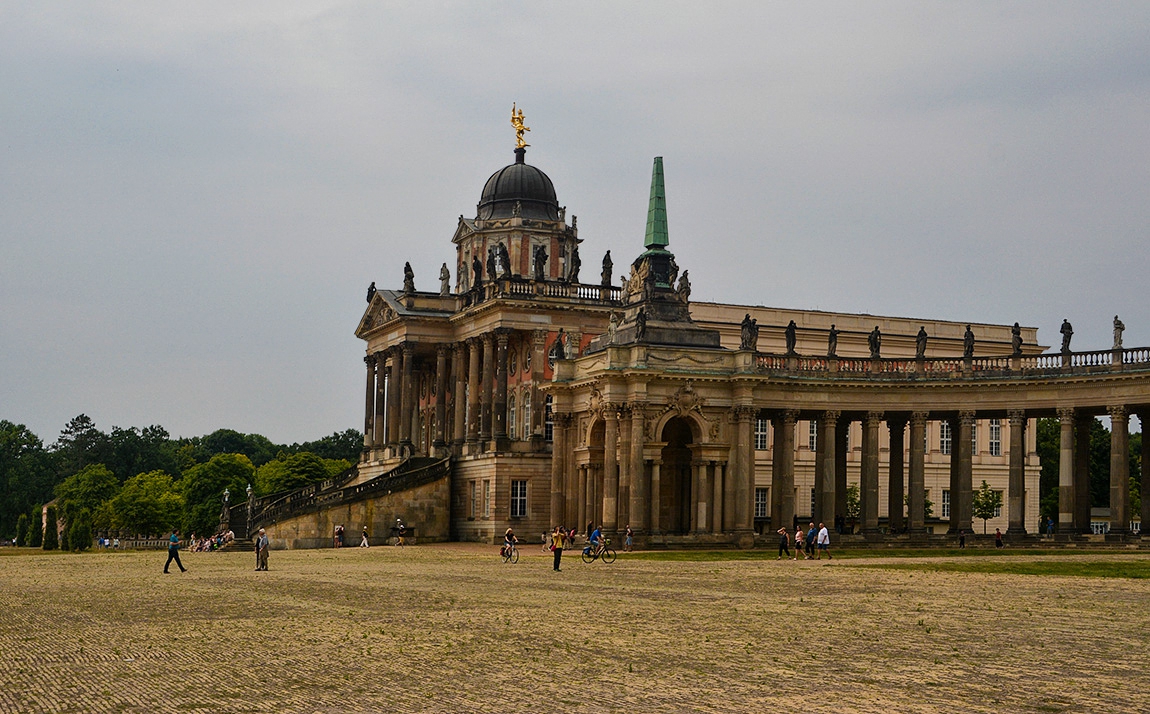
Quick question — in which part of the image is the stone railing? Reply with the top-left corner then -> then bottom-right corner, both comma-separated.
754,346 -> 1150,380
469,279 -> 621,305
248,457 -> 450,528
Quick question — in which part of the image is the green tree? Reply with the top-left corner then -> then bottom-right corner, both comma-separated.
54,464 -> 119,522
27,506 -> 43,547
845,484 -> 860,533
67,508 -> 93,551
51,415 -> 111,479
255,452 -> 339,496
106,425 -> 180,483
1035,418 -> 1060,526
971,480 -> 1003,534
0,421 -> 56,540
180,453 -> 255,536
42,505 -> 58,550
109,471 -> 184,537
289,429 -> 363,462
15,514 -> 27,546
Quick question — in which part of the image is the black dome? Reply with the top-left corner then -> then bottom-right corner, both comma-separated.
477,148 -> 560,221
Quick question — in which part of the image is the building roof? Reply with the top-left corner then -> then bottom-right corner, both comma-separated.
476,147 -> 560,221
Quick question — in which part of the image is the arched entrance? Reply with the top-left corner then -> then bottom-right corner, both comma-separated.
659,417 -> 695,534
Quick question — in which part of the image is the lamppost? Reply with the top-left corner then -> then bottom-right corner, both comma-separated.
245,483 -> 254,537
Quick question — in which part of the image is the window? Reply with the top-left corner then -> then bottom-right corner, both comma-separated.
483,480 -> 491,518
524,348 -> 531,374
463,384 -> 470,433
809,421 -> 817,451
511,480 -> 528,518
544,395 -> 554,441
941,490 -> 950,519
469,480 -> 477,518
754,417 -> 768,450
508,348 -> 517,375
810,488 -> 816,517
971,421 -> 978,454
523,392 -> 531,438
940,421 -> 952,455
993,491 -> 1003,518
508,395 -> 517,439
988,419 -> 1001,456
754,488 -> 768,519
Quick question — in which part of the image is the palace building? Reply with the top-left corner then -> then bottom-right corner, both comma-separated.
245,118 -> 1150,549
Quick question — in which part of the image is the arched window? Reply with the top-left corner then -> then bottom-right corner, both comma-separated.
508,395 -> 517,440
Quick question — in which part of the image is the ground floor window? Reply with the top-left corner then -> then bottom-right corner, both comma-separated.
483,480 -> 490,518
754,417 -> 768,450
469,480 -> 477,519
993,491 -> 1003,518
511,480 -> 528,518
942,489 -> 951,519
754,487 -> 768,518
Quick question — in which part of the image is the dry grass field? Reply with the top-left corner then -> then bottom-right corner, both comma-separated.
1,543 -> 1148,713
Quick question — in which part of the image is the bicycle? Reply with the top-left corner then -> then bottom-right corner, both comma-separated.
580,538 -> 616,564
500,543 -> 519,564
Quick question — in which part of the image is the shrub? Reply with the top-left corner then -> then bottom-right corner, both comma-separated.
68,509 -> 93,551
59,521 -> 70,551
15,514 -> 28,546
28,507 -> 42,548
42,506 -> 58,550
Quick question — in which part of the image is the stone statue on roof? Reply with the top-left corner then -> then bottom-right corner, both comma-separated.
740,313 -> 759,351
1114,315 -> 1125,350
828,325 -> 839,357
677,271 -> 691,304
916,327 -> 928,359
868,326 -> 881,359
1011,323 -> 1022,356
785,320 -> 797,355
963,325 -> 975,359
533,245 -> 547,281
510,103 -> 530,149
439,263 -> 450,296
601,250 -> 613,287
402,263 -> 415,293
471,254 -> 483,289
1060,319 -> 1073,353
568,245 -> 581,283
366,281 -> 376,303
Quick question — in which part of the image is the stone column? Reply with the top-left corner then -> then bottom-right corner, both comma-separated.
861,411 -> 882,534
433,345 -> 448,452
466,339 -> 480,447
363,354 -> 376,450
549,412 -> 569,527
735,407 -> 756,532
947,416 -> 960,534
618,407 -> 632,530
374,354 -> 388,449
778,410 -> 797,532
480,334 -> 494,444
650,460 -> 662,533
769,416 -> 782,528
1108,406 -> 1130,535
695,461 -> 710,533
711,461 -> 724,534
629,405 -> 647,532
908,412 -> 928,534
1074,417 -> 1092,532
819,411 -> 839,530
452,343 -> 466,448
577,464 -> 588,533
493,330 -> 509,444
956,410 -> 975,533
603,406 -> 619,531
387,348 -> 401,447
887,417 -> 906,534
834,419 -> 849,530
1007,410 -> 1027,535
1141,413 -> 1150,539
531,330 -> 547,438
1057,408 -> 1076,533
399,343 -> 414,449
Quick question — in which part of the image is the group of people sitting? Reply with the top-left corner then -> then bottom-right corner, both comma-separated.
188,529 -> 235,552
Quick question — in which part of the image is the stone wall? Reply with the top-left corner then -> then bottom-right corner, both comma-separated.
262,474 -> 450,549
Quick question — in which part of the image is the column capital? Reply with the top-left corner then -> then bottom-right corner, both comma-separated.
822,409 -> 841,423
364,353 -> 376,366
781,409 -> 799,425
731,405 -> 757,422
1057,406 -> 1076,422
1007,408 -> 1027,423
436,343 -> 450,357
1108,405 -> 1128,421
453,341 -> 466,356
911,410 -> 930,424
865,410 -> 884,425
402,341 -> 415,356
603,403 -> 621,422
959,409 -> 976,426
554,412 -> 575,428
494,328 -> 512,346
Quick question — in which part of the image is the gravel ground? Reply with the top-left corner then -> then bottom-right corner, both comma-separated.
1,544 -> 1147,713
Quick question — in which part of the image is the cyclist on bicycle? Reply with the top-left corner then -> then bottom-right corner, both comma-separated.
588,525 -> 603,555
503,527 -> 518,555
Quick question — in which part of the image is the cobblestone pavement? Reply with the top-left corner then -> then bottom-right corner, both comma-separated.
1,545 -> 1148,713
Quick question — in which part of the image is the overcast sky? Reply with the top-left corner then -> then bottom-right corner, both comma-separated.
2,2 -> 1148,444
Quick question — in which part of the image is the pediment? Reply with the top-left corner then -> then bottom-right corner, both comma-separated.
355,294 -> 399,338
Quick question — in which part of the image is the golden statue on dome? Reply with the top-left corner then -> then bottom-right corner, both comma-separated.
511,103 -> 530,148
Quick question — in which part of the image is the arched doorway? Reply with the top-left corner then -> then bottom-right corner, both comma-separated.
660,417 -> 695,534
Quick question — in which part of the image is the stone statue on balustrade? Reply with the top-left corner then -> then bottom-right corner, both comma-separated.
497,243 -> 512,279
677,271 -> 691,303
785,320 -> 797,355
567,245 -> 581,283
549,329 -> 567,361
1011,323 -> 1022,356
402,262 -> 415,293
667,255 -> 679,286
439,263 -> 450,296
963,325 -> 975,359
827,324 -> 839,357
533,245 -> 548,281
868,326 -> 882,359
1060,319 -> 1074,353
739,313 -> 759,351
486,248 -> 497,284
366,281 -> 376,303
471,255 -> 483,290
1114,315 -> 1125,350
601,250 -> 613,287
916,326 -> 928,359
635,308 -> 648,341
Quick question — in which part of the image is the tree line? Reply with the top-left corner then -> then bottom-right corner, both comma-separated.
2,415 -> 362,548
1034,417 -> 1142,529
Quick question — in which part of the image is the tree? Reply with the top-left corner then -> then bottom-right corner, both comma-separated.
42,505 -> 58,550
106,425 -> 179,483
51,415 -> 110,479
904,493 -> 935,520
1035,418 -> 1060,527
180,453 -> 255,536
845,484 -> 860,533
27,506 -> 42,547
971,480 -> 1003,534
54,464 -> 119,522
109,471 -> 184,537
255,452 -> 344,496
0,421 -> 55,540
15,514 -> 27,546
289,429 -> 363,462
67,508 -> 93,551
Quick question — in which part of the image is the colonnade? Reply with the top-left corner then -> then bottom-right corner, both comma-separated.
361,329 -> 553,458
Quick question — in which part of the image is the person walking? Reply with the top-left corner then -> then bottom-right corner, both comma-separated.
163,529 -> 186,573
360,525 -> 370,548
551,526 -> 566,572
995,528 -> 1004,549
255,528 -> 269,571
777,527 -> 793,560
816,522 -> 832,560
806,522 -> 818,559
794,526 -> 807,560
624,525 -> 634,552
